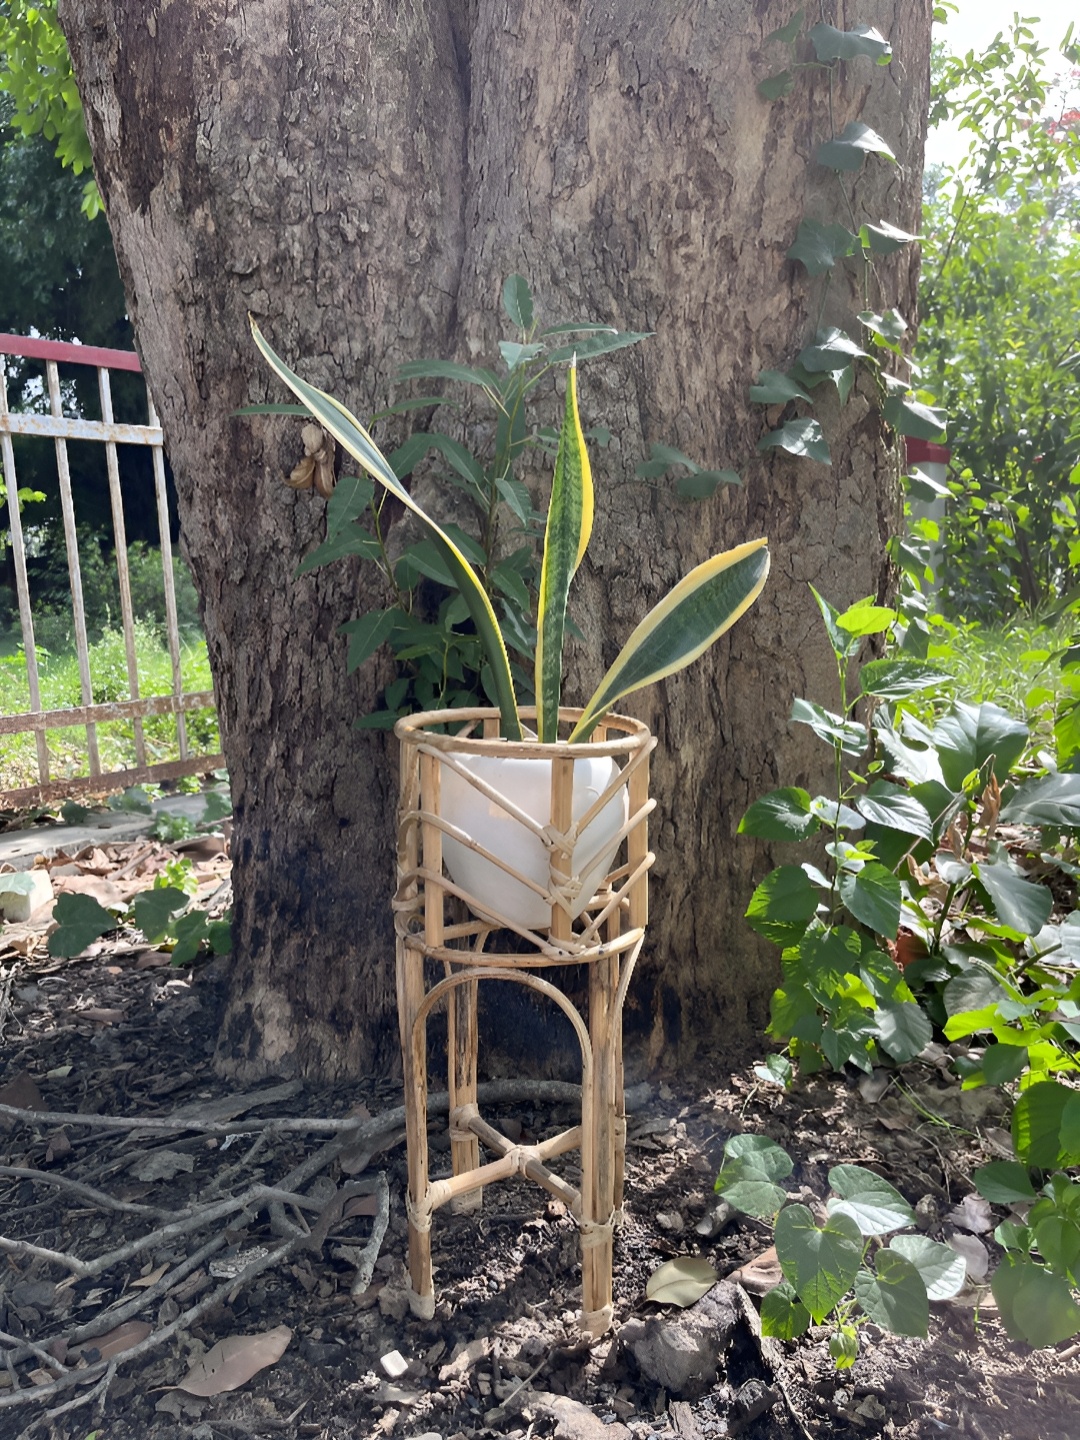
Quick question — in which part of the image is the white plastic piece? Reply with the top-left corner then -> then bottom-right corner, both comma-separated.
439,754 -> 628,930
0,868 -> 53,922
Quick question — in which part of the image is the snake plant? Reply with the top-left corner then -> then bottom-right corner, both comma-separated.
252,318 -> 770,743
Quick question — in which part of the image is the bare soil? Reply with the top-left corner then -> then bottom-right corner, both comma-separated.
1,831 -> 1076,1440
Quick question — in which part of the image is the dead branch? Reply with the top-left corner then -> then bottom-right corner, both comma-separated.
0,1329 -> 67,1376
0,1164 -> 172,1218
332,1170 -> 390,1297
0,1235 -> 305,1413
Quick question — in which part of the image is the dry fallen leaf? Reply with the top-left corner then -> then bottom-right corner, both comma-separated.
342,1194 -> 380,1220
0,1072 -> 44,1125
131,1263 -> 170,1288
947,1194 -> 994,1234
175,1324 -> 293,1396
645,1255 -> 717,1307
75,1007 -> 126,1026
946,1231 -> 990,1283
130,1151 -> 196,1183
69,1320 -> 152,1363
730,1245 -> 784,1295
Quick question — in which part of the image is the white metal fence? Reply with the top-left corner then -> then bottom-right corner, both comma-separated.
0,333 -> 223,806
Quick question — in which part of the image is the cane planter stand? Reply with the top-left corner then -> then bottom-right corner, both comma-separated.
394,707 -> 656,1337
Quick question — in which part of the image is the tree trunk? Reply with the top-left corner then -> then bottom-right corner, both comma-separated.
60,0 -> 932,1080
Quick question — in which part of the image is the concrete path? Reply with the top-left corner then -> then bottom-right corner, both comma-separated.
0,789 -> 230,872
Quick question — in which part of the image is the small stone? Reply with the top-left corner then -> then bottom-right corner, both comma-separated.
655,1210 -> 684,1233
621,1282 -> 740,1400
380,1349 -> 409,1379
694,1200 -> 733,1239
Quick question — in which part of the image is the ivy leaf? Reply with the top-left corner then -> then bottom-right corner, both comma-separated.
854,1251 -> 928,1337
859,308 -> 908,346
749,370 -> 812,405
775,1204 -> 864,1322
761,1282 -> 811,1339
717,1134 -> 794,1217
888,1235 -> 967,1300
808,23 -> 892,64
790,698 -> 866,755
860,221 -> 917,254
766,9 -> 804,45
1013,1081 -> 1072,1168
1000,773 -> 1080,829
883,394 -> 947,441
817,121 -> 897,171
170,909 -> 210,967
131,887 -> 189,945
787,219 -> 859,276
758,71 -> 795,101
992,1256 -> 1080,1347
931,702 -> 1029,790
828,1165 -> 916,1236
739,787 -> 820,841
798,328 -> 868,372
47,894 -> 118,958
676,470 -> 741,497
758,417 -> 831,464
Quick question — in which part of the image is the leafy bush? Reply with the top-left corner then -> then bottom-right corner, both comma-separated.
715,1136 -> 965,1363
739,591 -> 1080,1344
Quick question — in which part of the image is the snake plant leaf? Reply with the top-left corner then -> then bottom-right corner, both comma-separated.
569,538 -> 770,742
251,318 -> 522,739
535,365 -> 593,742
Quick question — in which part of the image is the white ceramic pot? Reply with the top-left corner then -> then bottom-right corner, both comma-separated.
439,753 -> 628,931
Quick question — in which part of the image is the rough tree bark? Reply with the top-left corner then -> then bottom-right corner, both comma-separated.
60,0 -> 932,1080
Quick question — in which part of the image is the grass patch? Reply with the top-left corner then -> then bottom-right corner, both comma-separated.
0,620 -> 219,792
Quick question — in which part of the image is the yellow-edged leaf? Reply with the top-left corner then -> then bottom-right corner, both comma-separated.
250,319 -> 522,738
534,364 -> 593,742
570,538 -> 770,742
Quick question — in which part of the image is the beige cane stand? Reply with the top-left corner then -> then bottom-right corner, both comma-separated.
393,707 -> 656,1337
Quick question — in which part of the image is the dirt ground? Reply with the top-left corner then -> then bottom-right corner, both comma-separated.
1,830 -> 1077,1440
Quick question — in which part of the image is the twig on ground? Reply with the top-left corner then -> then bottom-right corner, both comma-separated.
15,1359 -> 117,1440
330,1170 -> 391,1297
0,1234 -> 305,1413
0,1164 -> 172,1218
0,1181 -> 323,1278
0,1329 -> 67,1377
0,1078 -> 596,1145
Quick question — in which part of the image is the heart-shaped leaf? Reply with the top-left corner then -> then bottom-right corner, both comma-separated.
854,1250 -> 928,1336
888,1234 -> 967,1299
828,1164 -> 915,1235
775,1204 -> 863,1321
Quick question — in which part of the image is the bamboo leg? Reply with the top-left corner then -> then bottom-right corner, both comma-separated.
448,975 -> 482,1212
605,890 -> 628,1223
580,951 -> 617,1337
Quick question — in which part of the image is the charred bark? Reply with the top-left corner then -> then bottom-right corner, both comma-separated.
59,0 -> 932,1079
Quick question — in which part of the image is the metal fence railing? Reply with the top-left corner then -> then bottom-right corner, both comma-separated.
0,333 -> 223,807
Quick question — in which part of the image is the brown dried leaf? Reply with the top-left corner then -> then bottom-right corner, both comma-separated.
131,1263 -> 170,1288
342,1194 -> 380,1220
174,1324 -> 293,1396
0,1072 -> 45,1124
730,1245 -> 784,1296
285,455 -> 315,489
69,1320 -> 153,1362
75,1007 -> 126,1026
